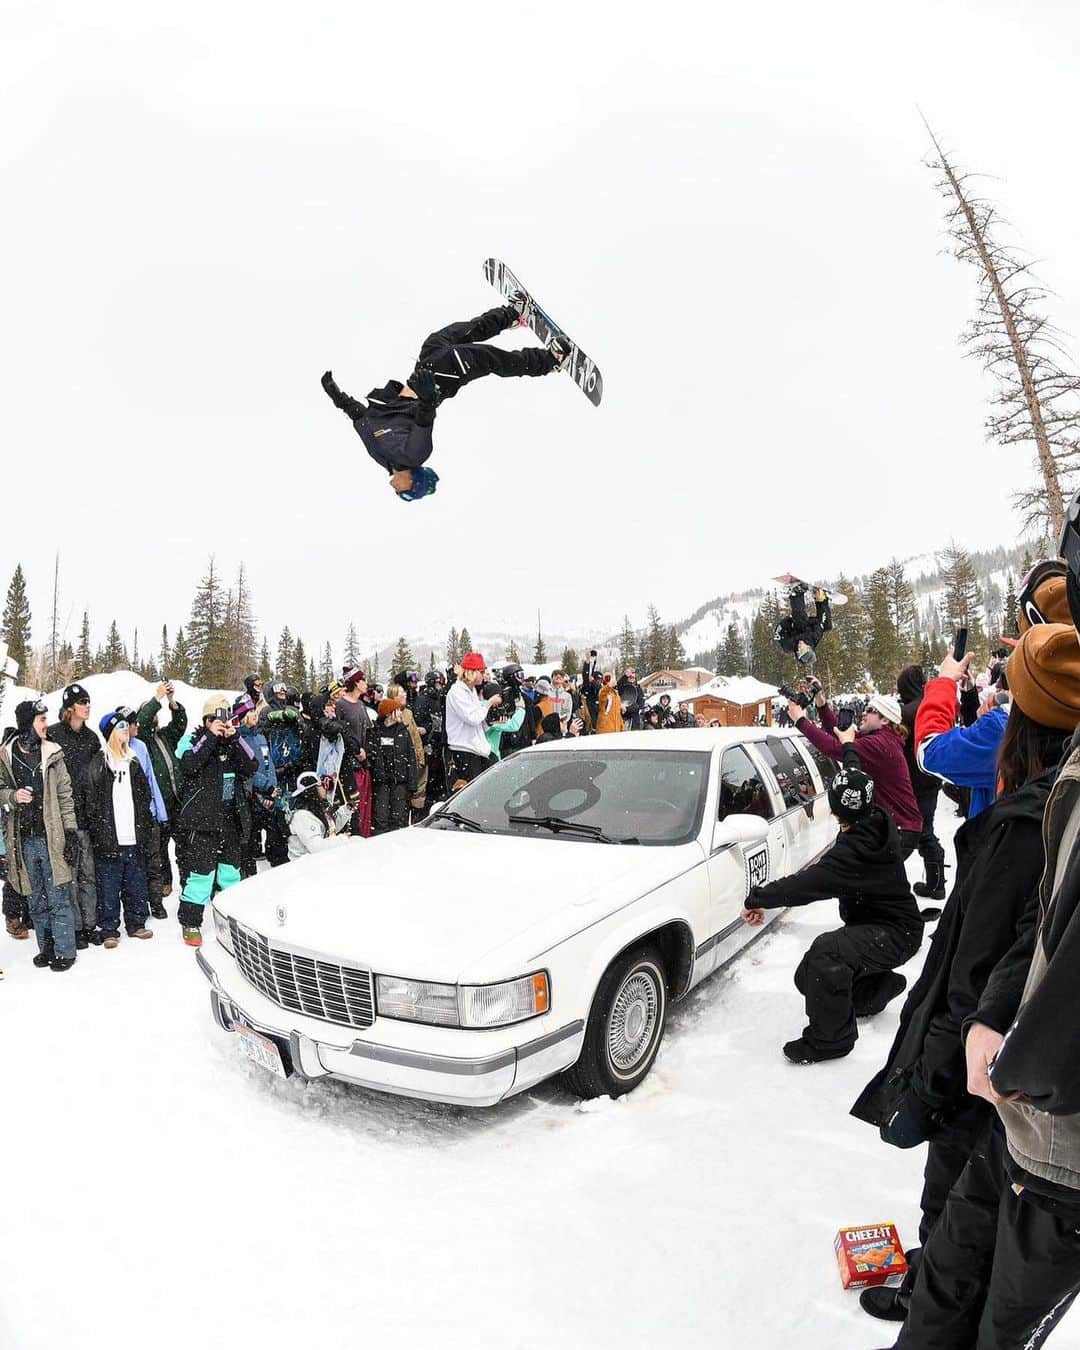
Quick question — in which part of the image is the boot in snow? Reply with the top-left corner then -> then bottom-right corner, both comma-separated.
150,899 -> 168,920
5,917 -> 29,940
782,1037 -> 851,1064
860,1284 -> 909,1322
75,929 -> 89,950
913,860 -> 946,901
49,955 -> 76,973
182,926 -> 203,948
32,935 -> 55,969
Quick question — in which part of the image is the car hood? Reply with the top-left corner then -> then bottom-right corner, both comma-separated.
218,829 -> 702,982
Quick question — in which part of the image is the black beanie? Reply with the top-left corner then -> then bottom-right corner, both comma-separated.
828,767 -> 875,823
15,700 -> 39,734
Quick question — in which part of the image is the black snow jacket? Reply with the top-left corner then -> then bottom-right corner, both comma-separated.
851,769 -> 1055,1129
177,728 -> 256,834
896,668 -> 939,799
83,753 -> 156,859
47,719 -> 103,829
369,721 -> 418,792
322,374 -> 436,473
751,805 -> 922,930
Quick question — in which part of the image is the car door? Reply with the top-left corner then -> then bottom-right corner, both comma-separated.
754,734 -> 821,872
789,733 -> 838,864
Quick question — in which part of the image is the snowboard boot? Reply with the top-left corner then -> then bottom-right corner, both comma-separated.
150,900 -> 168,920
507,288 -> 530,322
853,972 -> 907,1018
913,861 -> 947,901
32,935 -> 55,969
182,926 -> 203,948
49,955 -> 76,973
859,1283 -> 910,1322
87,929 -> 105,946
75,929 -> 89,950
782,1037 -> 852,1065
546,332 -> 573,369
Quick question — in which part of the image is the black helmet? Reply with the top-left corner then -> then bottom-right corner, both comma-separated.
500,663 -> 525,685
424,670 -> 439,686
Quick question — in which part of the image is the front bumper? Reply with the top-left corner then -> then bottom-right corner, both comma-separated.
196,945 -> 584,1108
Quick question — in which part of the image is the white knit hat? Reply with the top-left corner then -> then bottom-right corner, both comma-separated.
867,693 -> 902,724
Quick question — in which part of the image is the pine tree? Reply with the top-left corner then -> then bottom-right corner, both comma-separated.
864,569 -> 902,690
102,619 -> 127,672
320,641 -> 334,686
748,607 -> 782,685
506,638 -> 521,664
131,628 -> 140,673
1003,573 -> 1019,638
639,605 -> 666,674
258,636 -> 272,683
226,564 -> 258,686
459,626 -> 472,658
391,636 -> 415,676
533,630 -> 547,664
939,544 -> 987,662
720,620 -> 746,676
276,627 -> 294,682
446,627 -> 460,666
307,657 -> 317,692
1,564 -> 32,677
663,625 -> 687,669
885,559 -> 918,662
157,625 -> 170,678
617,615 -> 638,674
813,576 -> 866,692
344,622 -> 360,668
170,626 -> 193,682
76,611 -> 93,677
561,646 -> 578,675
188,557 -> 229,687
291,637 -> 308,691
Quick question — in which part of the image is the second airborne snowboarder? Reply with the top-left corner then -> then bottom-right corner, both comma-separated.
322,296 -> 571,502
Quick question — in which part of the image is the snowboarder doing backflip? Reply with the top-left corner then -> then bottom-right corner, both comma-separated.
321,295 -> 571,502
775,582 -> 833,667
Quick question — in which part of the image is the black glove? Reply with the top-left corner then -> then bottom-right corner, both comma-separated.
63,829 -> 80,867
410,365 -> 438,403
879,1089 -> 938,1150
321,370 -> 340,397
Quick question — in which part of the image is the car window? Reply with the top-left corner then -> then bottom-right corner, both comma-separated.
717,744 -> 775,822
428,748 -> 710,845
794,735 -> 837,788
758,736 -> 816,812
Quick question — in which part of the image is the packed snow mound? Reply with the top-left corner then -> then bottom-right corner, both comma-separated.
0,670 -> 235,735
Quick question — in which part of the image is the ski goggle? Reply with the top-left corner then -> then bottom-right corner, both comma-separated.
114,720 -> 129,732
30,700 -> 48,716
1017,558 -> 1067,628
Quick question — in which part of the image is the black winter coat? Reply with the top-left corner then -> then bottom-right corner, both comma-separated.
177,729 -> 256,834
752,805 -> 922,930
369,722 -> 418,791
323,375 -> 436,473
851,770 -> 1055,1128
83,753 -> 156,859
48,720 -> 103,829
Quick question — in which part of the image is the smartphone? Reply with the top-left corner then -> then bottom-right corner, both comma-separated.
953,627 -> 968,662
836,707 -> 855,731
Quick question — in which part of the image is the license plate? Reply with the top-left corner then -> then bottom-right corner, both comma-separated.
236,1021 -> 288,1079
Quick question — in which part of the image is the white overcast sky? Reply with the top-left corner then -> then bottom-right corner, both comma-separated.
3,0 -> 1079,660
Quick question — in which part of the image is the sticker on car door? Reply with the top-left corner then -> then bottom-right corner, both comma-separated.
745,845 -> 769,894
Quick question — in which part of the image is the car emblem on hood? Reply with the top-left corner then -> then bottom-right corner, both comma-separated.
276,904 -> 287,927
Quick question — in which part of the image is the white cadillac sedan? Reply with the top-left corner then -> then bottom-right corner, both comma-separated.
196,727 -> 838,1106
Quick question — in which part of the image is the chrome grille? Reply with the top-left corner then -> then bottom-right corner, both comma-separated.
229,918 -> 375,1029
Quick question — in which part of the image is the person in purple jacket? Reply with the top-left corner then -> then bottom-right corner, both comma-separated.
787,682 -> 923,856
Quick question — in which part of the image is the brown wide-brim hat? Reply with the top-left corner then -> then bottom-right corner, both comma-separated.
1006,623 -> 1080,730
1017,576 -> 1072,634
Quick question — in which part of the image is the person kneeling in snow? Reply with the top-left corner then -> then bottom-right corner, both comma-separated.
741,762 -> 922,1064
287,772 -> 352,861
321,297 -> 571,502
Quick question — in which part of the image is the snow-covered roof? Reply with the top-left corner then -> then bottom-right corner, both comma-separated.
646,674 -> 778,708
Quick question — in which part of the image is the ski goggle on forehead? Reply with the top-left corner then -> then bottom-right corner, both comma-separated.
31,700 -> 48,716
1018,558 -> 1068,627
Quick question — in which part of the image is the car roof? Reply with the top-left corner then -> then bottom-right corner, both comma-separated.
521,727 -> 801,752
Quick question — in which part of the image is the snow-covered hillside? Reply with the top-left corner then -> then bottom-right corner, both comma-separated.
0,671 -> 231,736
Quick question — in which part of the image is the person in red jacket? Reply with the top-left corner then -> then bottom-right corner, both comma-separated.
787,683 -> 923,854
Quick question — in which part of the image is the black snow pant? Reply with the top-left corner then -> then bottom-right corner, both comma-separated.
176,817 -> 244,929
896,1116 -> 1080,1349
145,820 -> 163,903
373,783 -> 410,834
916,786 -> 946,869
413,306 -> 554,401
776,591 -> 832,659
793,920 -> 922,1053
447,750 -> 494,789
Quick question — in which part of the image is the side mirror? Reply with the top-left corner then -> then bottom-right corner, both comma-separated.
712,813 -> 770,852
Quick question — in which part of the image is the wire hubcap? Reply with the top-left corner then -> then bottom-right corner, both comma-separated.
607,968 -> 660,1075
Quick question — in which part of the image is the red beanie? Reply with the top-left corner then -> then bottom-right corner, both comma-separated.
461,652 -> 485,671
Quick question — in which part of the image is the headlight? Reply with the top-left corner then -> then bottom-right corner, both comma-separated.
212,906 -> 233,955
375,971 -> 550,1028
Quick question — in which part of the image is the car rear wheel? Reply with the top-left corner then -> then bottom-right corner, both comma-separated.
562,944 -> 668,1099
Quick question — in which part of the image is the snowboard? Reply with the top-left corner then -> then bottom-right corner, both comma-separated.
483,258 -> 603,407
772,574 -> 848,606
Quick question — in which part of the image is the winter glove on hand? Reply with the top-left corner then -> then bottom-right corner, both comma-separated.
63,830 -> 80,867
321,370 -> 341,400
880,1089 -> 938,1149
410,365 -> 438,403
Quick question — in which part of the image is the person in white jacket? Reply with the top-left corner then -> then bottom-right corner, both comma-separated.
445,652 -> 501,788
287,772 -> 352,861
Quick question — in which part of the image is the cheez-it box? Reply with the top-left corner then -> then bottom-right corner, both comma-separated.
834,1222 -> 908,1290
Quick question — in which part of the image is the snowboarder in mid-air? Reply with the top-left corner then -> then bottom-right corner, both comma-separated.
321,294 -> 572,502
774,581 -> 833,667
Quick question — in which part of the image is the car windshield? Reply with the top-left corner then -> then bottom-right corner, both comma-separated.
425,749 -> 710,845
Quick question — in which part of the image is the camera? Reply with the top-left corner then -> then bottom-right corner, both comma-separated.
836,707 -> 855,731
778,683 -> 810,709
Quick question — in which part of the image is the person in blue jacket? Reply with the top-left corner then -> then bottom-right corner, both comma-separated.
237,696 -> 280,877
914,651 -> 1009,819
116,703 -> 170,919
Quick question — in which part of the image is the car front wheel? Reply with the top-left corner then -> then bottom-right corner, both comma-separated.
563,944 -> 668,1099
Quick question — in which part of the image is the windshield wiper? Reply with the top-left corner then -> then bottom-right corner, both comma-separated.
507,814 -> 638,845
428,810 -> 488,833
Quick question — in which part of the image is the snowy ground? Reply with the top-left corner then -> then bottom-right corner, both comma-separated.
4,800 -> 1079,1350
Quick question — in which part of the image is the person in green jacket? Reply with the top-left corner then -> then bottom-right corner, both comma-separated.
136,682 -> 188,897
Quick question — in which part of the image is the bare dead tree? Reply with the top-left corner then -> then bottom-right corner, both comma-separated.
924,118 -> 1080,540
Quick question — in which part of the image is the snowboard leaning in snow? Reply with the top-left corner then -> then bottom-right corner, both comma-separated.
772,574 -> 848,607
483,258 -> 603,407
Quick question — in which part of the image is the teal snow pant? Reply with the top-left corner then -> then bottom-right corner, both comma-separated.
177,821 -> 243,929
